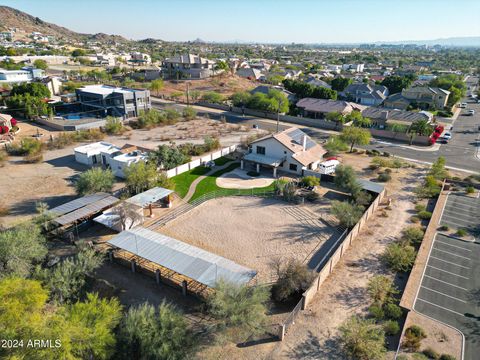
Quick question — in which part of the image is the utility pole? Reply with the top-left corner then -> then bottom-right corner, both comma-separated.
186,81 -> 190,106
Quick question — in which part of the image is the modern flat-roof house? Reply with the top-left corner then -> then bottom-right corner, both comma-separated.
75,85 -> 151,119
296,98 -> 366,118
342,83 -> 389,106
243,127 -> 326,176
162,54 -> 216,79
384,86 -> 450,110
74,142 -> 152,178
0,67 -> 44,83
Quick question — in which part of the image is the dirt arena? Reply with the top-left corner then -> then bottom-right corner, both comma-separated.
160,196 -> 341,283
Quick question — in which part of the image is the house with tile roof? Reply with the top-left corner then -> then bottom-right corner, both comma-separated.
384,86 -> 450,110
242,127 -> 326,176
342,82 -> 389,106
296,98 -> 366,118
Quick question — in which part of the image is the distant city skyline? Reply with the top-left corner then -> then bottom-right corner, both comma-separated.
2,0 -> 480,43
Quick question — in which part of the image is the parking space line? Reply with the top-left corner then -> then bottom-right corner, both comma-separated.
430,256 -> 470,269
424,275 -> 468,291
435,240 -> 472,252
427,265 -> 469,279
432,248 -> 471,260
416,298 -> 466,317
442,211 -> 478,222
421,286 -> 467,303
442,213 -> 477,225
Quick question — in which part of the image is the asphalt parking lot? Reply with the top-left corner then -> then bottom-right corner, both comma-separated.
414,192 -> 480,360
440,192 -> 480,235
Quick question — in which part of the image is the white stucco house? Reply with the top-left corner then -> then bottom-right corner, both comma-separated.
74,142 -> 151,178
243,127 -> 326,176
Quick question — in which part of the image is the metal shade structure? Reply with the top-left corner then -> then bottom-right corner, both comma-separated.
52,194 -> 119,226
125,187 -> 174,208
108,226 -> 257,288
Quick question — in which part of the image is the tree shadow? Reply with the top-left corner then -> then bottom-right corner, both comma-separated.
7,194 -> 78,216
45,154 -> 89,172
333,286 -> 368,309
287,331 -> 343,360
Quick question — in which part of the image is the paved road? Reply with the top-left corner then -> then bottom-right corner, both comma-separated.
153,82 -> 480,173
414,192 -> 480,360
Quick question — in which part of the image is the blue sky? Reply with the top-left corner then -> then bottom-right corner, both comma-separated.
2,0 -> 480,43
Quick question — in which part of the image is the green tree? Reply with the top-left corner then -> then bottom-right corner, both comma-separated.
150,144 -> 190,170
214,60 -> 229,72
334,164 -> 362,197
324,135 -> 349,155
331,200 -> 364,228
339,316 -> 386,360
0,222 -> 47,278
401,226 -> 425,246
429,156 -> 448,180
415,175 -> 442,198
71,48 -> 87,57
201,91 -> 224,104
381,75 -> 415,94
408,119 -> 433,145
326,111 -> 346,125
116,302 -> 195,360
124,161 -> 174,195
35,248 -> 104,303
367,275 -> 398,306
62,293 -> 122,359
271,259 -> 316,302
207,280 -> 269,340
346,111 -> 372,128
340,126 -> 371,152
33,59 -> 48,70
11,82 -> 51,98
382,243 -> 417,272
331,77 -> 353,91
104,116 -> 124,135
75,168 -> 115,195
231,91 -> 252,107
149,79 -> 164,96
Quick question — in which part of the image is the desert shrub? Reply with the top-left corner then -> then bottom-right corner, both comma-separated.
403,325 -> 427,352
383,243 -> 417,273
439,355 -> 456,360
0,150 -> 8,166
339,316 -> 386,360
439,225 -> 449,231
300,176 -> 320,187
165,108 -> 181,123
413,354 -> 429,360
273,178 -> 290,194
182,106 -> 197,120
411,216 -> 420,223
456,228 -> 467,237
384,303 -> 402,320
272,259 -> 316,303
397,356 -> 409,360
415,175 -> 441,198
402,226 -> 425,246
466,186 -> 475,194
423,347 -> 440,360
377,173 -> 391,182
104,116 -> 124,135
384,168 -> 392,174
75,168 -> 115,195
415,204 -> 427,212
282,182 -> 297,202
331,200 -> 364,228
367,275 -> 398,306
305,191 -> 320,202
383,320 -> 400,335
0,202 -> 9,216
368,304 -> 385,321
417,210 -> 432,220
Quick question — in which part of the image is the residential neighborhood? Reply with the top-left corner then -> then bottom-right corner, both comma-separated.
1,2 -> 480,360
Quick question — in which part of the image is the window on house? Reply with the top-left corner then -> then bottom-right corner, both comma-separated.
289,163 -> 297,171
256,146 -> 266,155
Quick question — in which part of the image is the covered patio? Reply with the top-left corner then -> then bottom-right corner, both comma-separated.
242,153 -> 285,177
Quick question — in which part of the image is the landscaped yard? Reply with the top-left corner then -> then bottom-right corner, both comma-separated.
170,166 -> 209,198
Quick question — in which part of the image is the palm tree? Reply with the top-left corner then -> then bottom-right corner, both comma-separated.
408,119 -> 433,145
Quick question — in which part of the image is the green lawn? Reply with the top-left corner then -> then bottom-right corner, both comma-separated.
214,156 -> 232,166
171,166 -> 209,198
189,162 -> 275,202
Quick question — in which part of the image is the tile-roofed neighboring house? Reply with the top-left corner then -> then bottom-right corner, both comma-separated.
236,67 -> 263,80
342,82 -> 389,106
384,86 -> 450,110
296,98 -> 366,118
361,107 -> 433,128
304,77 -> 332,89
243,127 -> 326,176
162,54 -> 216,79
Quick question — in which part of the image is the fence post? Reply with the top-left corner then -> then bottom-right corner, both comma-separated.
131,260 -> 136,273
155,269 -> 161,284
279,325 -> 286,341
182,280 -> 188,296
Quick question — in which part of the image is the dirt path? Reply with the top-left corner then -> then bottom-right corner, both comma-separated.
182,161 -> 236,202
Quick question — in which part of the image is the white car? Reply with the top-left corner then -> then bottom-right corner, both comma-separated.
467,109 -> 475,116
459,103 -> 467,108
443,132 -> 452,140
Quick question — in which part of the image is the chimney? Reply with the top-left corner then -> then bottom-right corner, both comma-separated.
302,135 -> 307,151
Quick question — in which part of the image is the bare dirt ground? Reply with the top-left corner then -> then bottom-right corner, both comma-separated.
160,196 -> 340,284
0,119 -> 262,227
161,73 -> 258,99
